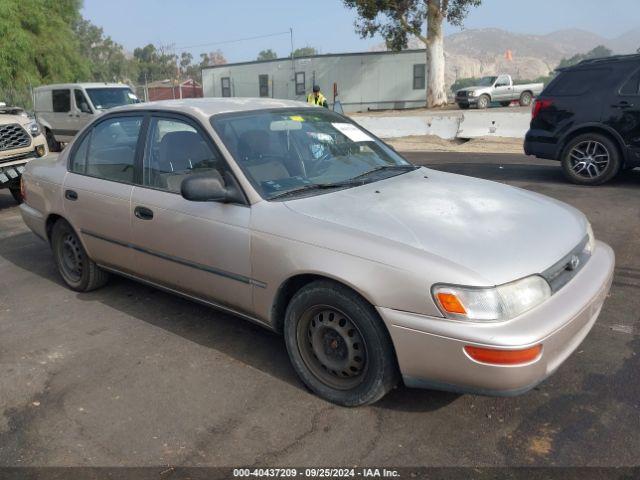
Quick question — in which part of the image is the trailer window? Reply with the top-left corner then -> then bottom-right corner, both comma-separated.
413,64 -> 425,90
295,72 -> 306,95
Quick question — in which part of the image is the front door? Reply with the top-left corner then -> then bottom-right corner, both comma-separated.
493,75 -> 513,102
607,66 -> 640,164
63,114 -> 145,272
71,89 -> 95,136
129,114 -> 253,313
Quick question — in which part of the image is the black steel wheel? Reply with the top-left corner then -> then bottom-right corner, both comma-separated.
284,280 -> 399,406
51,219 -> 109,291
45,128 -> 61,152
9,185 -> 23,204
561,133 -> 621,185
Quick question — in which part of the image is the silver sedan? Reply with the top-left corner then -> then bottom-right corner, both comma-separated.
19,98 -> 614,406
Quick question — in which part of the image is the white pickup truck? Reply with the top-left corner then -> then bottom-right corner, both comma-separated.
455,74 -> 544,109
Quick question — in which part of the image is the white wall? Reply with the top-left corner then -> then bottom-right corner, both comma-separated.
202,50 -> 428,113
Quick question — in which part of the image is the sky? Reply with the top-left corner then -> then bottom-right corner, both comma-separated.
82,0 -> 640,63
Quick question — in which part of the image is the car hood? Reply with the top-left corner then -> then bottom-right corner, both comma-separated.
0,113 -> 31,126
284,168 -> 587,286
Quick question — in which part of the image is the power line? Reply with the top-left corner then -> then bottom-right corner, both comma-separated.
176,31 -> 291,51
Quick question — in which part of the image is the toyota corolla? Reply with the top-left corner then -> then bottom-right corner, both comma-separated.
19,98 -> 615,406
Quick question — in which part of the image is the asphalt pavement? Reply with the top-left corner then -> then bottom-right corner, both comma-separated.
0,152 -> 639,467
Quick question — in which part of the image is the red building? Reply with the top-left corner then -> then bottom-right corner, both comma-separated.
146,79 -> 203,102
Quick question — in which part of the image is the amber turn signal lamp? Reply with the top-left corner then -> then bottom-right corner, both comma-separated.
464,344 -> 542,365
437,292 -> 467,315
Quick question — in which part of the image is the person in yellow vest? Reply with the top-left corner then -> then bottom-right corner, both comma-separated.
307,85 -> 328,108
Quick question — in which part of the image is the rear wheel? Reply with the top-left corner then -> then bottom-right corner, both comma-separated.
284,281 -> 399,406
45,128 -> 61,152
51,219 -> 109,291
477,95 -> 490,109
561,133 -> 621,185
519,91 -> 533,107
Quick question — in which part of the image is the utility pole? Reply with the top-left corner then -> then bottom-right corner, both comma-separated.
290,27 -> 295,98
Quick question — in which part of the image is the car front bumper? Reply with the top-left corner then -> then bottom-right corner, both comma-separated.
377,240 -> 615,396
456,96 -> 478,105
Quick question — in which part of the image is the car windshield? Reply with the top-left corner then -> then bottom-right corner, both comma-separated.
85,88 -> 140,110
211,109 -> 414,200
478,76 -> 498,86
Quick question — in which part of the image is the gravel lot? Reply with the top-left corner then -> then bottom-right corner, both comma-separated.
1,152 -> 639,468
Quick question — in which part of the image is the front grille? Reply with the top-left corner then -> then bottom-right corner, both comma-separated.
541,235 -> 590,293
0,149 -> 37,165
457,91 -> 468,98
0,123 -> 31,152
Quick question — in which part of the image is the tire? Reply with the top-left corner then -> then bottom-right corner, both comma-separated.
560,133 -> 621,186
284,280 -> 399,406
458,103 -> 470,110
45,128 -> 61,153
519,91 -> 533,107
500,101 -> 511,107
477,95 -> 490,109
9,185 -> 22,204
51,219 -> 109,292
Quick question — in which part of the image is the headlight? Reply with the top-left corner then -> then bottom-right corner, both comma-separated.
585,222 -> 595,255
432,275 -> 551,322
27,121 -> 40,137
468,91 -> 477,97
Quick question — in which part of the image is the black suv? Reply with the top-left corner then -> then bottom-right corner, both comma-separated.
524,54 -> 640,185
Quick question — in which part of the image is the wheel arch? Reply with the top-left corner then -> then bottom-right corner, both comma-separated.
557,124 -> 627,164
270,273 -> 379,334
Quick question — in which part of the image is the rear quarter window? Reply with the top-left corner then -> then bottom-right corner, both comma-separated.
545,68 -> 611,96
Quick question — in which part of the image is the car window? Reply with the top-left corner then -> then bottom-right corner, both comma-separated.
81,116 -> 143,183
74,89 -> 92,113
143,117 -> 224,193
70,133 -> 91,174
620,68 -> 640,96
52,89 -> 70,112
211,109 -> 412,200
545,68 -> 611,96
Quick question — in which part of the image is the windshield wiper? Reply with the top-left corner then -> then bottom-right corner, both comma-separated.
269,181 -> 355,200
350,164 -> 418,181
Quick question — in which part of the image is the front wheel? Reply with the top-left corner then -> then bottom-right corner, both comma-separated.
284,281 -> 399,406
9,185 -> 23,204
45,129 -> 61,152
560,133 -> 621,185
477,95 -> 490,109
51,219 -> 109,291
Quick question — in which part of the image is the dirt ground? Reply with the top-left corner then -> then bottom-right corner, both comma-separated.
387,135 -> 525,154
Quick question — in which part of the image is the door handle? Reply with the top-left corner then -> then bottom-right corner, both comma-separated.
64,189 -> 78,201
134,206 -> 154,220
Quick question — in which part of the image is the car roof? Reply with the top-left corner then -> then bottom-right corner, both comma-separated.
34,83 -> 132,90
109,97 -> 314,118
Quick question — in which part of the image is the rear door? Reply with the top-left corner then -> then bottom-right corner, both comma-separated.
63,114 -> 145,272
128,114 -> 253,313
51,89 -> 76,142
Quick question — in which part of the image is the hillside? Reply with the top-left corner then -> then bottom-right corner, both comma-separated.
374,27 -> 640,86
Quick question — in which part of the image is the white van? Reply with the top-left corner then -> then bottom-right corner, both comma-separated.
34,83 -> 140,151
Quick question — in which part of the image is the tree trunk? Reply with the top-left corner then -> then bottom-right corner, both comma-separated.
426,2 -> 447,108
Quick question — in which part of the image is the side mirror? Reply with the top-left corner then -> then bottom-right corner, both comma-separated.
80,102 -> 92,113
181,173 -> 240,203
